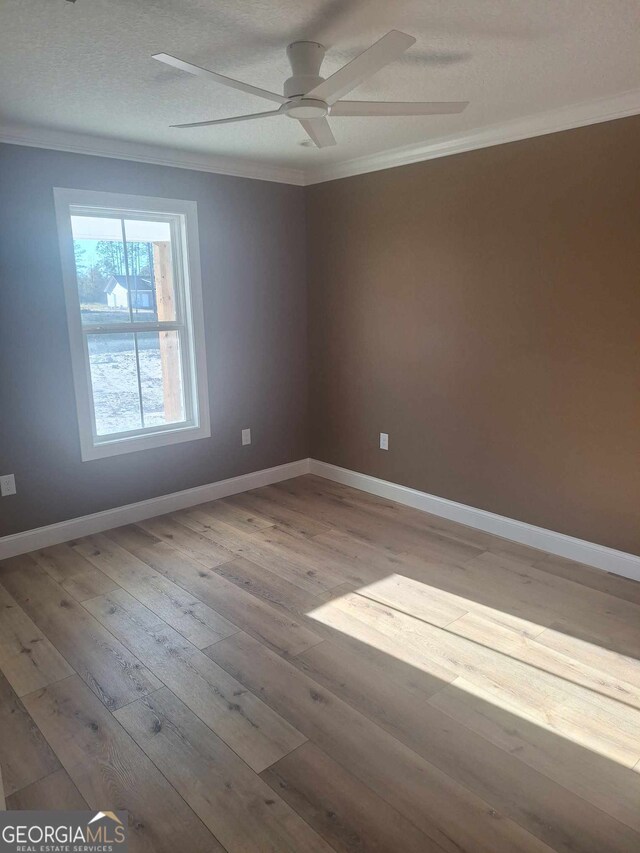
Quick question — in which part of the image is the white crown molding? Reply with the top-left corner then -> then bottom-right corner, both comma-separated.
310,460 -> 640,583
0,123 -> 306,186
2,88 -> 640,188
302,87 -> 640,185
0,458 -> 311,560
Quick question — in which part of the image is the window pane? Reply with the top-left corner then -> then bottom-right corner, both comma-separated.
88,333 -> 142,435
137,331 -> 186,427
124,219 -> 177,322
71,215 -> 132,325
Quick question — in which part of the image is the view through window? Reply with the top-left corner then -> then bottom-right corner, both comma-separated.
55,190 -> 209,460
71,215 -> 185,435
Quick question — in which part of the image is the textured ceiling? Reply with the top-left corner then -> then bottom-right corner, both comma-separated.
1,0 -> 639,176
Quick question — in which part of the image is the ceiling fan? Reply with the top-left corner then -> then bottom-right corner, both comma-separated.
153,30 -> 468,148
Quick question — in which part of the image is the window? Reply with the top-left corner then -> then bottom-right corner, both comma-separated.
54,188 -> 210,460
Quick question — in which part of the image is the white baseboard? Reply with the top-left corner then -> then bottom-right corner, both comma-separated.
0,459 -> 311,561
309,460 -> 640,583
3,456 -> 638,584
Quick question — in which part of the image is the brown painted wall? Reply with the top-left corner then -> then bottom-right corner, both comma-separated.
307,116 -> 640,556
0,144 -> 308,537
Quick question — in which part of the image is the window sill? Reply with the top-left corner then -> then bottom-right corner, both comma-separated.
80,422 -> 211,462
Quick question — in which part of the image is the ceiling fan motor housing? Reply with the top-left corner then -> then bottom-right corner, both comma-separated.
284,41 -> 326,97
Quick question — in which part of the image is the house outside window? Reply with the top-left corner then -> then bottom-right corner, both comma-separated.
105,275 -> 155,311
54,188 -> 210,461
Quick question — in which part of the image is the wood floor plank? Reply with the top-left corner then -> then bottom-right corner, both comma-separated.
246,524 -> 360,590
215,556 -> 319,615
303,477 -> 634,584
133,542 -> 323,656
74,533 -> 238,648
312,526 -> 424,585
312,525 -> 548,636
137,515 -> 232,566
0,555 -> 161,710
84,588 -> 306,772
534,622 -> 640,691
295,635 -> 447,727
470,551 -> 640,634
310,529 -> 539,645
448,610 -> 640,710
6,768 -> 88,811
197,498 -> 276,533
312,531 -> 640,660
311,582 -> 359,609
0,583 -> 74,695
313,589 -> 640,767
532,555 -> 640,606
23,676 -> 220,852
392,546 -> 630,643
262,741 -> 442,853
301,474 -> 499,551
272,477 -> 483,565
355,571 -> 469,627
178,507 -> 346,594
293,634 -> 640,852
0,670 -> 60,796
502,583 -> 640,663
429,679 -> 640,834
224,488 -> 333,538
31,543 -> 118,602
206,631 -> 554,853
303,475 -> 567,566
104,524 -> 161,552
306,586 -> 458,684
115,687 -> 331,853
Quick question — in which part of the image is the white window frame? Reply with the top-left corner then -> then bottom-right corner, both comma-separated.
54,187 -> 210,461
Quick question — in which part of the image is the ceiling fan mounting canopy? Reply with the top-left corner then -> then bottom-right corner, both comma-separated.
284,41 -> 326,98
153,30 -> 468,149
282,97 -> 329,119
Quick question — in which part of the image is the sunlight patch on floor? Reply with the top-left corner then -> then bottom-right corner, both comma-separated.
307,574 -> 640,768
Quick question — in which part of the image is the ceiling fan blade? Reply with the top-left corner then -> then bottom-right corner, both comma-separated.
153,53 -> 287,104
299,117 -> 336,148
306,30 -> 416,105
331,100 -> 469,116
172,110 -> 281,128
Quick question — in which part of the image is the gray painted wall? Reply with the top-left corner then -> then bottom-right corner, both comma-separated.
0,143 -> 308,536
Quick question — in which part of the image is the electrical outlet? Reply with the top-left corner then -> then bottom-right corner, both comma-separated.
0,474 -> 16,496
380,432 -> 389,451
242,428 -> 252,446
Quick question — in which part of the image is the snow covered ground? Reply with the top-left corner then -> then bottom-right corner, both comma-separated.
88,338 -> 181,435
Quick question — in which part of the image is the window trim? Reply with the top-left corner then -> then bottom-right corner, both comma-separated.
54,187 -> 211,461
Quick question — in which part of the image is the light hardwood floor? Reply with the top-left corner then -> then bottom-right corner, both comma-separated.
1,474 -> 639,852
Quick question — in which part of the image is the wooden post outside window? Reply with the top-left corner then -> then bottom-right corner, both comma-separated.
152,241 -> 182,423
